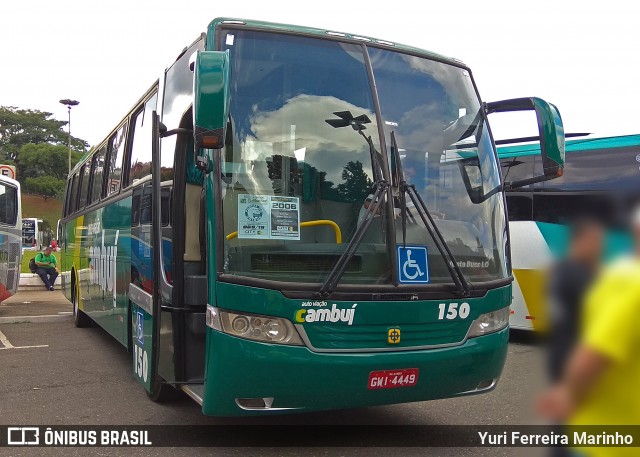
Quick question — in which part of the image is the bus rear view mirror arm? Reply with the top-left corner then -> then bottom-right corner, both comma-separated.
486,97 -> 566,188
159,121 -> 193,139
503,173 -> 557,191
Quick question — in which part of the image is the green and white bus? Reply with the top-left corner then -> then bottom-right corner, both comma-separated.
60,18 -> 565,415
500,134 -> 640,331
0,175 -> 21,303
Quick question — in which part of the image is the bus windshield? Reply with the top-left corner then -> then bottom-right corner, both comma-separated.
220,30 -> 507,286
370,48 -> 508,283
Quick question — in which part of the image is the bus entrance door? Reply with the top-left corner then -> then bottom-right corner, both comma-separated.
129,110 -> 166,398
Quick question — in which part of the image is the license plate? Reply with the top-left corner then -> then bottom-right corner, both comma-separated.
368,368 -> 419,390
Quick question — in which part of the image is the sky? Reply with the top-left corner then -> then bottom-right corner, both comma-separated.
1,0 -> 638,147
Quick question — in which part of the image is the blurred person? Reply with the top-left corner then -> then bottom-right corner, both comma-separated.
547,219 -> 604,382
545,219 -> 604,457
537,207 -> 640,456
34,245 -> 58,291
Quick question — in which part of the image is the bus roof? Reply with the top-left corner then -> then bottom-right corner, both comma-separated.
73,18 -> 469,177
497,134 -> 640,158
208,18 -> 465,68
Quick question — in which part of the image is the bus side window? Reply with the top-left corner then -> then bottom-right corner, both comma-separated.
63,176 -> 72,216
140,185 -> 152,225
161,187 -> 171,227
68,174 -> 78,214
87,157 -> 96,206
79,163 -> 91,210
506,195 -> 533,221
127,93 -> 158,186
90,146 -> 107,204
0,182 -> 18,226
106,124 -> 128,196
131,189 -> 141,227
534,193 -> 612,226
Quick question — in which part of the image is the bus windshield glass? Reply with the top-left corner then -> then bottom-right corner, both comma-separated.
220,30 -> 507,285
370,48 -> 508,283
221,30 -> 390,285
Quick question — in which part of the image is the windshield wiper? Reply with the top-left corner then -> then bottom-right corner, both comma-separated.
319,111 -> 389,298
316,177 -> 388,298
390,131 -> 470,297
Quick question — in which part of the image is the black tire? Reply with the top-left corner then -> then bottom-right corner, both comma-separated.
71,272 -> 91,328
147,376 -> 179,403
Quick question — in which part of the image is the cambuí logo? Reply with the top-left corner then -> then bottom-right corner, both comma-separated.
294,304 -> 357,326
88,229 -> 119,295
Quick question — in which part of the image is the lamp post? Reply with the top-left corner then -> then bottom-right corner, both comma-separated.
59,99 -> 79,175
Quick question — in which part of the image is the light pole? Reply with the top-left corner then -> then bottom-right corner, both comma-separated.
59,99 -> 79,175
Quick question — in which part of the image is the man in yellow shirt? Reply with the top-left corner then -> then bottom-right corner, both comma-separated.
538,208 -> 640,456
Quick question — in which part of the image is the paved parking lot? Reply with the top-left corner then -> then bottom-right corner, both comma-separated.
0,291 -> 546,456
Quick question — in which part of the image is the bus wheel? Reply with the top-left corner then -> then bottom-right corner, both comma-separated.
72,274 -> 91,328
147,377 -> 179,403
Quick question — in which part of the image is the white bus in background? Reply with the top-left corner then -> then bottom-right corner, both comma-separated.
0,175 -> 22,303
499,134 -> 640,331
22,217 -> 44,251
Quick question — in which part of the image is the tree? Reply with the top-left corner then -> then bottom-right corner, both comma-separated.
25,176 -> 66,201
16,143 -> 84,182
336,161 -> 373,203
17,143 -> 84,201
0,106 -> 88,163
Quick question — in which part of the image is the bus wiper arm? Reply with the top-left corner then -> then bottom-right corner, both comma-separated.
390,132 -> 470,297
317,179 -> 389,298
319,111 -> 389,298
390,131 -> 408,247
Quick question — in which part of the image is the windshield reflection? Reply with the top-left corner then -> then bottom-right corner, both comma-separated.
218,29 -> 508,286
221,30 -> 390,285
369,48 -> 508,282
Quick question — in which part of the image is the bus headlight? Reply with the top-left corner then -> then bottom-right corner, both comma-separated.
467,307 -> 510,338
206,305 -> 304,346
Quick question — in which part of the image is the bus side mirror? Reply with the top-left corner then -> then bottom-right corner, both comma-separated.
486,97 -> 565,189
193,50 -> 230,172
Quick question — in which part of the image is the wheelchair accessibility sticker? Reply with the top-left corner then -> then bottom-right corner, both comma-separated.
397,246 -> 429,283
136,311 -> 144,344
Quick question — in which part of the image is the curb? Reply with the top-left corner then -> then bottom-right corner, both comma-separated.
19,273 -> 62,287
0,313 -> 73,324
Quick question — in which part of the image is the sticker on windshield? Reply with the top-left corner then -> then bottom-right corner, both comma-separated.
397,245 -> 429,284
238,195 -> 270,239
237,195 -> 300,240
270,196 -> 300,240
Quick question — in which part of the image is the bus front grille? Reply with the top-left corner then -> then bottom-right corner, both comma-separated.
302,320 -> 470,351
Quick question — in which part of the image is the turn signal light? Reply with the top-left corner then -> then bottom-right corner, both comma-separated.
201,136 -> 221,148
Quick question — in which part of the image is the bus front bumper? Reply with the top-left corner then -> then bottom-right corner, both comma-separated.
201,327 -> 509,416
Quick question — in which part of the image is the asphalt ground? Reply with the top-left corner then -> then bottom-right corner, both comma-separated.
0,290 -> 72,321
0,290 -> 548,457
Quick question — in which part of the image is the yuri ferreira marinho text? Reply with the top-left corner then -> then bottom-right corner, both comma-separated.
478,431 -> 634,446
